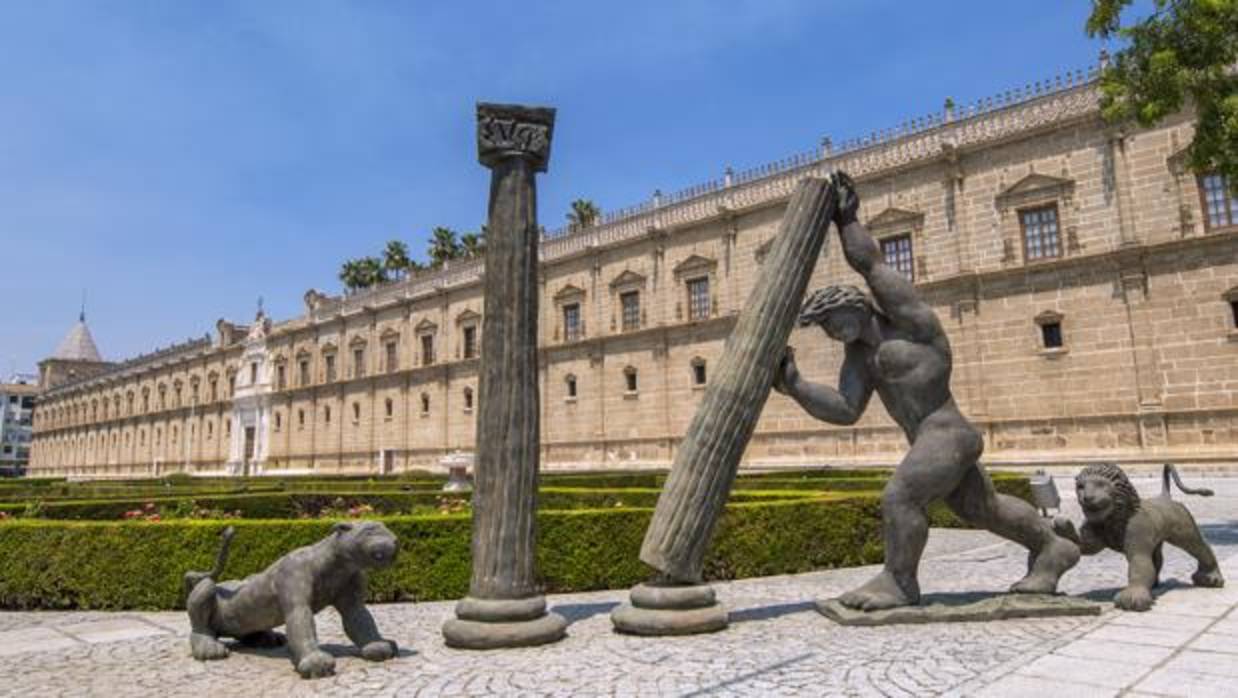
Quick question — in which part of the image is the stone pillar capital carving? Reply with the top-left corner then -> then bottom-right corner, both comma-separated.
476,103 -> 556,172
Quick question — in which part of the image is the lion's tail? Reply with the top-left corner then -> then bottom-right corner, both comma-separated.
1162,463 -> 1213,498
183,526 -> 236,601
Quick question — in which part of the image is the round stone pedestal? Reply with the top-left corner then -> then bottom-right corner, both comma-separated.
442,595 -> 567,649
610,582 -> 728,636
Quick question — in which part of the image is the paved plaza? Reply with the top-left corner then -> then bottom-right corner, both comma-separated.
1,476 -> 1236,697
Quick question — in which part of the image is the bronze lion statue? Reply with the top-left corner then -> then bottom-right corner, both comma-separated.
184,521 -> 400,679
1054,463 -> 1223,611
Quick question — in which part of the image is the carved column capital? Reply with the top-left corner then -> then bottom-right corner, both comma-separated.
476,103 -> 556,172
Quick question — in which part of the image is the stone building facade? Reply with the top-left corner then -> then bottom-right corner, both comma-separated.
28,67 -> 1238,478
0,375 -> 38,476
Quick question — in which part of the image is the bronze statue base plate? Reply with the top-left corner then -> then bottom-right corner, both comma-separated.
817,592 -> 1103,627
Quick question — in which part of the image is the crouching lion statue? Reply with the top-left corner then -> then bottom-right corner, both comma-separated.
184,521 -> 400,679
1054,463 -> 1223,612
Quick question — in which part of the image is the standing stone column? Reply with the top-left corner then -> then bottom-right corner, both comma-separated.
613,176 -> 836,635
442,103 -> 567,649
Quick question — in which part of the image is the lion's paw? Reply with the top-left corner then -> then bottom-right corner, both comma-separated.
1193,568 -> 1225,588
296,650 -> 336,679
1114,586 -> 1154,612
361,639 -> 398,662
190,633 -> 230,661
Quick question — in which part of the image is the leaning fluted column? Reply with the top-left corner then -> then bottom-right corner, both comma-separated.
613,176 -> 836,635
442,103 -> 566,649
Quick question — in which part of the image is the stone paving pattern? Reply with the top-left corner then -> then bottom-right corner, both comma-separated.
1,476 -> 1236,697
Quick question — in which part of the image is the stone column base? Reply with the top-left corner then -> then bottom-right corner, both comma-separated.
610,582 -> 728,636
441,595 -> 567,649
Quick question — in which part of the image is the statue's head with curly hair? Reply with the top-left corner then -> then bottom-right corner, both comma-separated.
798,285 -> 876,343
1075,462 -> 1141,527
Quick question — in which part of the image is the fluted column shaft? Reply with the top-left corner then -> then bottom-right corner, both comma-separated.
641,177 -> 836,581
471,155 -> 541,599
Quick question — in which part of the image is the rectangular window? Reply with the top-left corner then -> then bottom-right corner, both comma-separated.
693,362 -> 707,386
421,335 -> 435,366
563,303 -> 582,342
620,291 -> 641,331
566,375 -> 577,399
1020,205 -> 1061,261
250,362 -> 258,385
385,342 -> 398,372
1041,322 -> 1063,349
276,365 -> 286,390
353,348 -> 365,378
880,234 -> 914,282
687,277 -> 711,321
1200,174 -> 1237,230
625,369 -> 638,393
325,355 -> 336,382
463,326 -> 477,359
299,360 -> 310,386
385,398 -> 394,418
1230,300 -> 1238,329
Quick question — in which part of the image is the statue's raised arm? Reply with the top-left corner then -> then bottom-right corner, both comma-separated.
833,172 -> 940,342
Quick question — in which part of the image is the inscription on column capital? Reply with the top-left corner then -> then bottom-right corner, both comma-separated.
476,103 -> 555,172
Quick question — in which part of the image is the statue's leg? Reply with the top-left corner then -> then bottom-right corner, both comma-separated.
336,585 -> 397,662
945,466 -> 1079,594
839,428 -> 972,611
187,579 -> 229,661
284,604 -> 335,679
1165,510 -> 1224,588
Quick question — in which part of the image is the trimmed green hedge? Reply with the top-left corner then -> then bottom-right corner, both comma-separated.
0,487 -> 821,521
0,493 -> 883,610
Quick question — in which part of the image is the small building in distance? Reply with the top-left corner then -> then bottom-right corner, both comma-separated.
1,374 -> 39,476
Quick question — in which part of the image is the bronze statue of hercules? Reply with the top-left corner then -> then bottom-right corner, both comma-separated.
774,172 -> 1080,611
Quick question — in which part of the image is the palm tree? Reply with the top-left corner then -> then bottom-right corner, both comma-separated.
567,199 -> 601,231
358,256 -> 388,287
382,240 -> 411,279
428,227 -> 462,267
339,259 -> 367,293
460,230 -> 485,258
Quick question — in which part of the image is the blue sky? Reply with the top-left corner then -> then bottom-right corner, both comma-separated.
0,1 -> 1121,374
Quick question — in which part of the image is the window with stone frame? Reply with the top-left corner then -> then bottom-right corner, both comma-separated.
687,277 -> 711,321
420,393 -> 431,415
421,334 -> 435,366
208,378 -> 217,403
1199,174 -> 1237,230
324,405 -> 332,424
563,303 -> 582,342
462,326 -> 478,359
620,291 -> 641,331
385,341 -> 398,372
276,364 -> 286,390
385,398 -> 394,419
298,410 -> 305,429
299,358 -> 311,386
250,362 -> 259,385
565,374 -> 577,400
691,358 -> 707,387
352,347 -> 366,379
1035,310 -> 1065,352
463,387 -> 474,412
1020,204 -> 1062,261
880,234 -> 914,282
324,353 -> 337,382
352,402 -> 361,422
228,374 -> 237,396
274,411 -> 282,432
623,366 -> 638,394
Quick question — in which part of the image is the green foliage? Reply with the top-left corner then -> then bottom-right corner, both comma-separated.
382,239 -> 412,278
567,199 -> 602,231
338,256 -> 389,293
0,495 -> 887,610
459,230 -> 486,258
428,227 -> 462,267
1087,0 -> 1238,189
0,471 -> 1036,610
